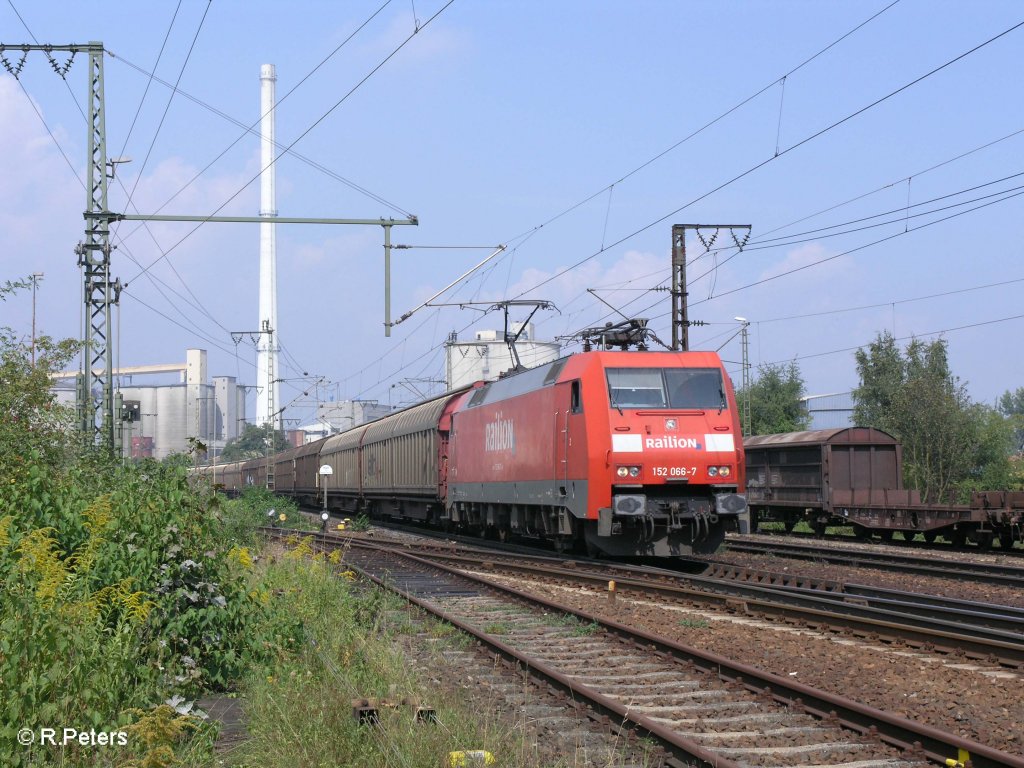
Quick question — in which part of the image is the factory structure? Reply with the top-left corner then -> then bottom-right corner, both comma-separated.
116,349 -> 246,460
445,322 -> 560,389
50,349 -> 244,460
48,319 -> 565,458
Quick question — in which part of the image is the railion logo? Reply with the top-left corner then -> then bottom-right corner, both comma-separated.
645,436 -> 701,449
485,412 -> 515,453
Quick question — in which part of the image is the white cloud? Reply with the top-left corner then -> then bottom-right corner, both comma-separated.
755,241 -> 853,286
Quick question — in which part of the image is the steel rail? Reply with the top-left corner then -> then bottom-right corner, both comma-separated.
284,525 -> 1024,664
317,535 -> 1024,768
348,551 -> 735,768
705,562 -> 1024,634
727,539 -> 1024,586
382,544 -> 1024,666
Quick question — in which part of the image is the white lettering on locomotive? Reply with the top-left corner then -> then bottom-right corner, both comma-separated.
485,414 -> 515,453
645,436 -> 701,449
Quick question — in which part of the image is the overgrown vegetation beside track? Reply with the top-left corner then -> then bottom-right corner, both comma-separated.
0,278 -> 550,766
232,542 -> 544,768
0,450 -> 288,765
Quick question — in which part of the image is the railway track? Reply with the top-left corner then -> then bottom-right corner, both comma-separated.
368,538 -> 1024,668
267,528 -> 1024,768
727,537 -> 1024,587
750,528 -> 1024,556
703,561 -> 1024,636
299,520 -> 1024,666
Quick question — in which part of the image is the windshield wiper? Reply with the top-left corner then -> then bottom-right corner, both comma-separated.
718,387 -> 726,415
610,395 -> 624,416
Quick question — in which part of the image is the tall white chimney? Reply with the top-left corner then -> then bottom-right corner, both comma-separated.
256,63 -> 279,428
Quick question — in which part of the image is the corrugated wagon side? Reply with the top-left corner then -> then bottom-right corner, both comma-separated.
359,394 -> 461,522
745,427 -> 911,535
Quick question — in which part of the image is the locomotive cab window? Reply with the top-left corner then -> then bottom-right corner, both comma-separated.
570,380 -> 582,413
607,367 -> 726,410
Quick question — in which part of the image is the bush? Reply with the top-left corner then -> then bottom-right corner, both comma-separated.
0,454 -> 277,766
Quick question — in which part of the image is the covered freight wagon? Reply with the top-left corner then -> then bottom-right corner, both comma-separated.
745,427 -> 917,534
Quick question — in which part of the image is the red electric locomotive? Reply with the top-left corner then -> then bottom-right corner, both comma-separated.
195,338 -> 747,558
447,349 -> 748,556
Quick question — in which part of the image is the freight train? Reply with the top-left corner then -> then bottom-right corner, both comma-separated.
745,427 -> 1023,549
197,349 -> 750,557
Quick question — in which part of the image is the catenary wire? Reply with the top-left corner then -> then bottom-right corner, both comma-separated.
761,312 -> 1024,366
111,0 -> 408,253
684,176 -> 1024,285
108,52 -> 413,219
561,184 -> 1024,348
124,0 -> 454,286
507,17 -> 1024,305
755,126 -> 1024,240
753,276 -> 1024,325
123,0 -> 212,213
531,125 -> 1024,345
4,1 -> 241,344
115,1 -> 183,161
498,0 -> 903,247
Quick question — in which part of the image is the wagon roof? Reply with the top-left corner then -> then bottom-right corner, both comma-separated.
743,426 -> 898,448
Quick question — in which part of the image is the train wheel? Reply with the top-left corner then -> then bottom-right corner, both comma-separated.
783,519 -> 796,533
811,521 -> 826,537
976,532 -> 994,552
951,530 -> 967,548
901,530 -> 916,542
999,533 -> 1015,550
923,531 -> 937,544
853,525 -> 870,540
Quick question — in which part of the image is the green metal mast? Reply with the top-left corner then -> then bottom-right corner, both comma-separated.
1,41 -> 120,451
78,42 -> 121,450
2,43 -> 419,453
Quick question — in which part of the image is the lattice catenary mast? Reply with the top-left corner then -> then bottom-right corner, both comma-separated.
0,41 -> 121,449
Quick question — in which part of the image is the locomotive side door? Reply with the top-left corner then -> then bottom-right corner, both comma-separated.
554,379 -> 585,499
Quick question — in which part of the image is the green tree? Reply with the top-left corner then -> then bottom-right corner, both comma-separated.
852,332 -> 1009,501
0,278 -> 80,473
219,422 -> 289,462
997,387 -> 1024,454
737,361 -> 810,436
961,404 -> 1017,492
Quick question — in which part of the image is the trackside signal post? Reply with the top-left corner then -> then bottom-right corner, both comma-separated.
670,224 -> 751,351
319,464 -> 333,515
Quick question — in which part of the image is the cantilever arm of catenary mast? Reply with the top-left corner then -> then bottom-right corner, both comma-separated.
115,214 -> 418,225
114,212 -> 417,336
390,244 -> 506,328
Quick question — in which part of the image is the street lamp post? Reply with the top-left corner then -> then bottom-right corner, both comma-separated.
734,317 -> 751,436
30,272 -> 43,367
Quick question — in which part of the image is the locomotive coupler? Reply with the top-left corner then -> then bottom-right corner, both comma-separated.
667,502 -> 685,532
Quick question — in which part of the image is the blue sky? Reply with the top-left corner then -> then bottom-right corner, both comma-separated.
2,0 -> 1022,423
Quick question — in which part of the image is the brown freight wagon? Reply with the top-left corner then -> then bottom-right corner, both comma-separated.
744,428 -> 1021,548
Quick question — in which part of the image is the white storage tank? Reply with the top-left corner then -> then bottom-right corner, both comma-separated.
445,323 -> 560,389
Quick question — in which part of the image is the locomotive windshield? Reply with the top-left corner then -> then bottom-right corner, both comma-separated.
607,367 -> 726,410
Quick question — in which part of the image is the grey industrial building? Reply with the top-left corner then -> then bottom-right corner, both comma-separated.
52,348 -> 246,460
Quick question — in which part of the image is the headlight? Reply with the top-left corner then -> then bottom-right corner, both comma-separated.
718,466 -> 731,478
629,466 -> 640,478
707,466 -> 718,477
617,466 -> 629,478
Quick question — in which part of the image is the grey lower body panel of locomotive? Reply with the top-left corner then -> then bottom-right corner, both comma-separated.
449,480 -> 748,556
